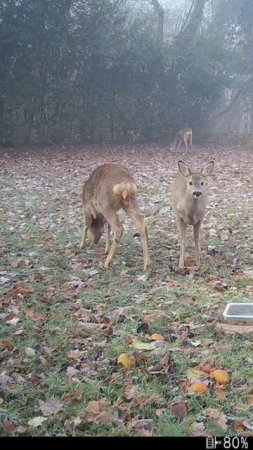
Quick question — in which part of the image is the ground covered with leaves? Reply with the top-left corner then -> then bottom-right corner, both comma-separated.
1,144 -> 253,437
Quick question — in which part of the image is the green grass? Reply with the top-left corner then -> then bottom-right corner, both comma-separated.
1,145 -> 253,436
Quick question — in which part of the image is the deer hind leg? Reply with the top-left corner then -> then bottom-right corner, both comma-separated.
124,202 -> 150,270
193,221 -> 201,269
105,222 -> 111,254
178,218 -> 186,269
103,210 -> 123,268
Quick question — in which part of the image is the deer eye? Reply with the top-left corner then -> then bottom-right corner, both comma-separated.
189,181 -> 192,186
201,181 -> 204,185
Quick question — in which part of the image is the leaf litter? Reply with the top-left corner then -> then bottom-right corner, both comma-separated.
1,144 -> 253,436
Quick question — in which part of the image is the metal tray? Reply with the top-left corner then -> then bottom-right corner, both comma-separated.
223,302 -> 253,321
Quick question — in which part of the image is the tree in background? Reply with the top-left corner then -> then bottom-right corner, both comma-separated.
0,0 -> 252,147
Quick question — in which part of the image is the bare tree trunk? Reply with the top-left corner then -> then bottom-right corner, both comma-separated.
179,0 -> 208,38
250,78 -> 253,133
151,0 -> 164,45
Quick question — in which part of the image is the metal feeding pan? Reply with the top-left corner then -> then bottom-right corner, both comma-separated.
223,303 -> 253,322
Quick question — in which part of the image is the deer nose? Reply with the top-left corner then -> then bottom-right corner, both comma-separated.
193,191 -> 202,197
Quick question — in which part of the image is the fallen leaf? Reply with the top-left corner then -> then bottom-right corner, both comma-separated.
243,420 -> 253,430
64,417 -> 82,432
5,317 -> 20,326
189,421 -> 208,436
171,401 -> 187,420
234,420 -> 246,433
186,368 -> 206,382
86,401 -> 102,415
3,421 -> 17,434
150,333 -> 165,341
129,418 -> 153,431
64,391 -> 83,402
117,353 -> 136,369
217,412 -> 227,430
66,366 -> 79,378
14,329 -> 24,335
67,350 -> 81,361
112,307 -> 129,321
137,274 -> 148,282
243,269 -> 253,279
124,385 -> 137,400
28,416 -> 47,427
210,280 -> 227,292
11,258 -> 26,269
25,309 -> 36,318
39,398 -> 63,416
0,374 -> 15,390
130,338 -> 156,351
155,408 -> 165,417
39,356 -> 47,366
86,410 -> 115,425
211,369 -> 229,385
0,275 -> 11,285
247,396 -> 253,405
203,408 -> 220,419
189,382 -> 208,394
160,354 -> 170,367
0,339 -> 15,350
79,322 -> 103,332
25,347 -> 36,357
142,313 -> 156,323
11,284 -> 33,296
135,429 -> 153,437
134,352 -> 149,364
215,387 -> 227,398
200,362 -> 216,374
86,399 -> 110,415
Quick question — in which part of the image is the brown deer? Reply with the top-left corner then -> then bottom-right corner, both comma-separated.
80,163 -> 150,270
172,127 -> 193,153
172,160 -> 214,269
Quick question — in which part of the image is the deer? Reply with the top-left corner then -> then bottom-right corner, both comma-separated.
172,160 -> 214,270
172,127 -> 193,154
79,163 -> 150,270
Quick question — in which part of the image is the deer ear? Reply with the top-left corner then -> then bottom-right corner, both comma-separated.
201,161 -> 214,176
178,160 -> 191,177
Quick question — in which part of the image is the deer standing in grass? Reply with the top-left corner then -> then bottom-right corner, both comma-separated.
172,160 -> 214,269
80,163 -> 150,270
172,127 -> 193,153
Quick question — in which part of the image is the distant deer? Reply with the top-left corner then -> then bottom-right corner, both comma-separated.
172,127 -> 193,153
80,163 -> 150,270
172,160 -> 214,269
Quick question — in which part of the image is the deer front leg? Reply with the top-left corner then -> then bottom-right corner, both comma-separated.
184,136 -> 189,154
189,132 -> 193,148
193,221 -> 202,269
178,218 -> 186,269
105,222 -> 111,254
80,224 -> 88,249
80,211 -> 92,250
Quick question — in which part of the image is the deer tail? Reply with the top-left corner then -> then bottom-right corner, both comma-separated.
113,181 -> 137,205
